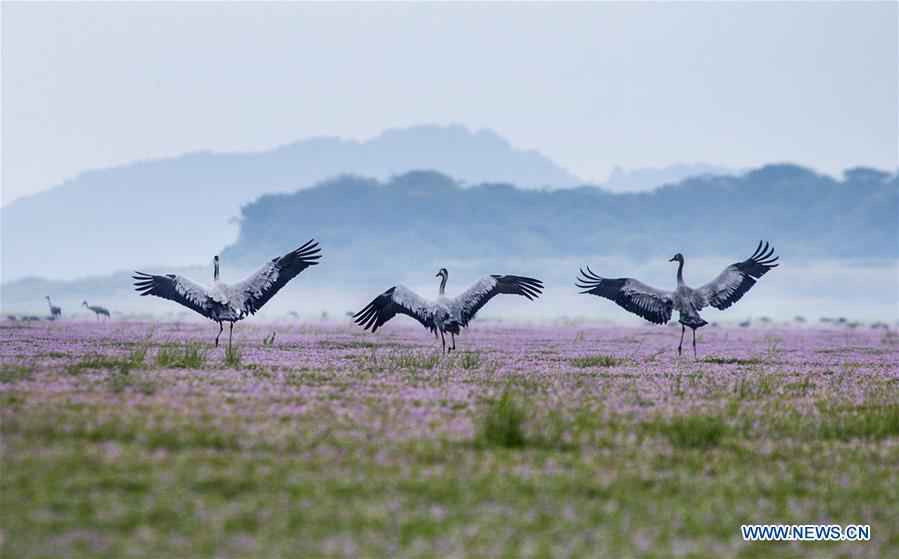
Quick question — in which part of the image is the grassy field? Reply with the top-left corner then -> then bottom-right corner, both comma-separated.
1,320 -> 897,557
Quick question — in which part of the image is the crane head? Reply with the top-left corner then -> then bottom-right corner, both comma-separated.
669,253 -> 684,263
436,268 -> 448,278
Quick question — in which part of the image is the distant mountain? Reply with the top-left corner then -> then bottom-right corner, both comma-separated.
3,164 -> 895,319
0,125 -> 580,281
222,165 -> 897,284
599,163 -> 738,193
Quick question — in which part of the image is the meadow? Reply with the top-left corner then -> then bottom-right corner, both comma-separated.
1,320 -> 897,558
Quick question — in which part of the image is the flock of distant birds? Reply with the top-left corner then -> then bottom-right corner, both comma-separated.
8,240 -> 891,356
7,296 -> 110,323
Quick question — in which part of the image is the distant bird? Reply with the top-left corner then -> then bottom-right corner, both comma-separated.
577,241 -> 779,356
739,319 -> 752,328
133,240 -> 321,349
82,301 -> 111,322
45,296 -> 61,319
354,268 -> 543,353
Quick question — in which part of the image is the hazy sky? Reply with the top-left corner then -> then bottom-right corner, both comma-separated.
2,2 -> 896,205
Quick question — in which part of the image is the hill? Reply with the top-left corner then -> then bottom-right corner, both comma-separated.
222,165 -> 897,283
0,125 -> 579,281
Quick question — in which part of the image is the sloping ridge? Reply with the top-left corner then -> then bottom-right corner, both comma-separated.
1,125 -> 579,281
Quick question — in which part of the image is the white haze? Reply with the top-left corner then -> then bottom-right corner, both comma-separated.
4,257 -> 896,324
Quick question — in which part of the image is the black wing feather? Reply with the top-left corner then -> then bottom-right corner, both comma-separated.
458,275 -> 543,326
700,241 -> 779,310
240,240 -> 321,314
576,267 -> 673,325
352,287 -> 436,333
132,272 -> 212,318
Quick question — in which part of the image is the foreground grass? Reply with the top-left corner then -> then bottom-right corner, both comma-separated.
1,322 -> 897,558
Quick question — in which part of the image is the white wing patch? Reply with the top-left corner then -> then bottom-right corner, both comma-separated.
622,279 -> 672,317
451,276 -> 497,321
695,266 -> 743,309
393,285 -> 440,322
172,276 -> 213,310
233,260 -> 281,312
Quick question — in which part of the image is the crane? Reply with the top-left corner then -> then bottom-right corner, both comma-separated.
133,240 -> 321,349
45,296 -> 61,319
82,301 -> 111,322
577,241 -> 778,356
354,268 -> 542,353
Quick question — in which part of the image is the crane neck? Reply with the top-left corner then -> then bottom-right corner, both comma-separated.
438,275 -> 447,296
214,261 -> 220,281
676,260 -> 685,285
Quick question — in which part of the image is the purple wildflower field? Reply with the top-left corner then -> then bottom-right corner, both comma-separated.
1,319 -> 897,557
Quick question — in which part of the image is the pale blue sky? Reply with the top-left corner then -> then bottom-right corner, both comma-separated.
2,1 -> 896,204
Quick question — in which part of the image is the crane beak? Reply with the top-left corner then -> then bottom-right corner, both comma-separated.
669,256 -> 677,262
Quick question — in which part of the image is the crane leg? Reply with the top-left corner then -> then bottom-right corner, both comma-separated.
692,328 -> 697,358
228,323 -> 234,351
678,324 -> 685,356
215,322 -> 223,347
440,330 -> 446,355
450,332 -> 456,352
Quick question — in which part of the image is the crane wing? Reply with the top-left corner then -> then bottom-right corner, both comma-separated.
233,240 -> 321,314
576,267 -> 673,324
452,275 -> 543,327
694,241 -> 779,310
353,285 -> 438,333
133,272 -> 213,317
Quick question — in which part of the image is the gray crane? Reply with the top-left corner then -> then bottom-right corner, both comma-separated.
577,241 -> 779,356
82,301 -> 111,322
45,296 -> 61,319
354,268 -> 543,354
133,240 -> 321,349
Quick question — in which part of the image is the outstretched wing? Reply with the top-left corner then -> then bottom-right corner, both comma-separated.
694,241 -> 779,310
233,240 -> 321,314
133,272 -> 213,318
576,267 -> 673,324
353,285 -> 438,333
452,275 -> 543,327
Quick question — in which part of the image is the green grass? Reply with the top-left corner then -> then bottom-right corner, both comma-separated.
455,350 -> 481,370
807,403 -> 899,441
156,342 -> 207,368
650,414 -> 729,449
702,356 -> 764,365
224,345 -> 242,368
569,355 -> 620,368
64,346 -> 148,375
477,387 -> 527,448
107,370 -> 158,395
0,364 -> 34,383
2,326 -> 898,558
364,350 -> 442,370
